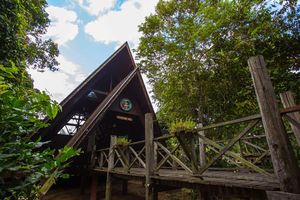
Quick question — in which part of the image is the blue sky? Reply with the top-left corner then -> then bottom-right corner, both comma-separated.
48,0 -> 125,74
29,0 -> 158,102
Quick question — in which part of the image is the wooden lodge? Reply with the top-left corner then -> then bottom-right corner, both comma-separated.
35,42 -> 160,153
34,42 -> 160,196
34,44 -> 300,200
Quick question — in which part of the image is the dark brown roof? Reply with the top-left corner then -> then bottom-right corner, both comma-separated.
35,42 -> 159,150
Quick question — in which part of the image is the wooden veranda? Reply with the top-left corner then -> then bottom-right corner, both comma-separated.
36,44 -> 300,200
93,106 -> 300,200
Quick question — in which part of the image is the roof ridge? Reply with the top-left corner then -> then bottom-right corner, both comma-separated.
60,42 -> 130,106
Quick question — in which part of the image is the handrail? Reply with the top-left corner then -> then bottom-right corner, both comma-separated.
94,106 -> 300,177
96,105 -> 300,152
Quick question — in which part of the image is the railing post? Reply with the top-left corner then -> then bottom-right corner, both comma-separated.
99,152 -> 104,168
145,113 -> 157,200
248,55 -> 300,193
280,91 -> 300,146
122,146 -> 129,195
105,135 -> 117,200
198,123 -> 206,167
153,142 -> 158,170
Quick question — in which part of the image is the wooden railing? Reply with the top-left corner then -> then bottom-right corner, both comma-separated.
96,140 -> 146,171
91,56 -> 300,200
94,105 -> 300,178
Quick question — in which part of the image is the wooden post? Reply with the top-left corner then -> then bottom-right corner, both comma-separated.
153,142 -> 158,170
122,180 -> 128,195
280,91 -> 300,146
248,55 -> 300,193
198,123 -> 206,167
197,189 -> 207,200
80,165 -> 87,194
197,125 -> 208,200
145,113 -> 157,200
125,146 -> 130,172
105,135 -> 117,200
90,175 -> 98,200
99,152 -> 104,168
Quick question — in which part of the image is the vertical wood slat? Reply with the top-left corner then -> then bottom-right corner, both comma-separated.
105,135 -> 117,200
280,91 -> 300,146
248,55 -> 300,193
90,175 -> 98,200
122,180 -> 128,195
153,142 -> 158,170
99,152 -> 104,168
145,113 -> 157,200
198,123 -> 206,167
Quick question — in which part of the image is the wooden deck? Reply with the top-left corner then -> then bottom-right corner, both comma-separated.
94,167 -> 279,191
91,105 -> 300,199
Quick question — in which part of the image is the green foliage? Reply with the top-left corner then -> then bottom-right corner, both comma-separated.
165,137 -> 178,149
116,137 -> 131,146
0,1 -> 78,199
0,64 -> 79,199
169,120 -> 197,134
137,0 -> 300,127
39,146 -> 81,196
0,0 -> 59,71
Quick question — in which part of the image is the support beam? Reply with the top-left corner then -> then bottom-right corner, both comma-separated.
93,89 -> 109,96
248,55 -> 300,193
105,135 -> 117,200
267,191 -> 300,200
196,189 -> 208,200
122,180 -> 128,195
198,123 -> 206,167
80,170 -> 87,194
145,113 -> 157,200
280,91 -> 300,146
90,176 -> 98,200
153,142 -> 158,170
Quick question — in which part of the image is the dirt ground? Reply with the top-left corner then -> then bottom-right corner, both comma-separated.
44,180 -> 193,200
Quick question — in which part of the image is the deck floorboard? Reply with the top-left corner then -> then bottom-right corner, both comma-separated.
93,167 -> 279,191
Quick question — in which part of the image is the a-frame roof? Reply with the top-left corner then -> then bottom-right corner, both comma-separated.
36,42 -> 158,150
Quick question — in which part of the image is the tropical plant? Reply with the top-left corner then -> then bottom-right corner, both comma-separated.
169,120 -> 197,134
116,136 -> 131,146
0,1 -> 78,199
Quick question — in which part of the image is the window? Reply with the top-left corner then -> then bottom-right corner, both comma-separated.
58,113 -> 86,135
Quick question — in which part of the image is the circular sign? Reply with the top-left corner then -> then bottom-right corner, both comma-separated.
119,98 -> 133,112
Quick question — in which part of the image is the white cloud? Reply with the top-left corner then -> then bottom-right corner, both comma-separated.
74,0 -> 116,16
84,0 -> 158,47
45,6 -> 79,46
28,55 -> 86,103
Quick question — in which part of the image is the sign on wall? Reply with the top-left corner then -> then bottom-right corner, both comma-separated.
119,98 -> 133,112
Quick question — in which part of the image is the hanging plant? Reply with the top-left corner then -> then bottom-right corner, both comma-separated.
169,120 -> 197,135
116,136 -> 131,146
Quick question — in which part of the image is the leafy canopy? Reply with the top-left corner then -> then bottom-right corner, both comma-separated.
137,0 -> 300,126
0,0 -> 59,71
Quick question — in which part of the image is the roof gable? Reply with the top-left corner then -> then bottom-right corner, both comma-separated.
36,42 -> 158,150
